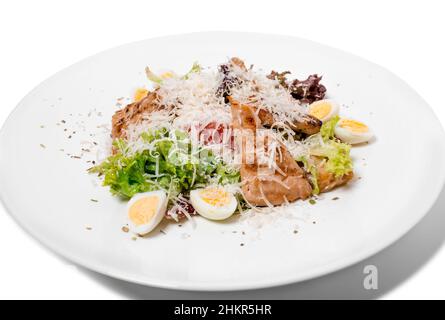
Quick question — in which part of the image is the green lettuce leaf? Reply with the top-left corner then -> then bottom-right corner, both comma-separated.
320,115 -> 340,141
182,62 -> 201,80
310,139 -> 353,178
145,67 -> 164,85
303,115 -> 353,179
145,62 -> 202,85
90,128 -> 239,199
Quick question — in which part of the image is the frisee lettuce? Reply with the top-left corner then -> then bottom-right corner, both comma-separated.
310,140 -> 353,178
320,115 -> 340,141
89,129 -> 239,199
303,115 -> 353,179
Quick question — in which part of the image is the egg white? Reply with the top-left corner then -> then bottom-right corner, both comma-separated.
190,188 -> 237,221
334,119 -> 374,144
126,190 -> 167,235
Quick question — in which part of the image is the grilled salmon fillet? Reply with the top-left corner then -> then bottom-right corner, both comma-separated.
230,98 -> 312,206
257,107 -> 322,136
111,91 -> 162,140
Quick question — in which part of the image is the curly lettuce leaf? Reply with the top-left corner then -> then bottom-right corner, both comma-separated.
303,116 -> 353,179
320,115 -> 340,141
310,139 -> 353,178
182,62 -> 201,80
90,129 -> 239,199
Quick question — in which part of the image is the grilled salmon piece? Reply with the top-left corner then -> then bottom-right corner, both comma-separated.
240,146 -> 313,206
230,98 -> 312,206
257,107 -> 322,135
288,114 -> 322,136
111,91 -> 162,140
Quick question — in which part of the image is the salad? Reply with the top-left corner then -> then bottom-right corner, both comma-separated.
90,58 -> 373,236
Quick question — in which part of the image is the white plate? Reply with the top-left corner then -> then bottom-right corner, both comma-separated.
1,32 -> 445,291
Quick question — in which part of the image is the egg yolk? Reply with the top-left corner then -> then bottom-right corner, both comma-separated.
128,196 -> 159,226
134,88 -> 148,102
339,119 -> 369,133
310,102 -> 331,120
200,188 -> 230,207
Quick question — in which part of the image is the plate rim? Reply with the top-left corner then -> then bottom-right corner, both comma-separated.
1,31 -> 445,291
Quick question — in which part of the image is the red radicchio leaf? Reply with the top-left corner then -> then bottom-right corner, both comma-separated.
268,71 -> 327,104
166,198 -> 196,220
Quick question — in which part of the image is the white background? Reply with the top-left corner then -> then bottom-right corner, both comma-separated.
1,0 -> 444,300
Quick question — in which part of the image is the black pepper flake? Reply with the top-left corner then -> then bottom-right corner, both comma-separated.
332,197 -> 340,201
68,135 -> 72,139
40,144 -> 46,149
240,243 -> 245,247
160,230 -> 167,235
293,230 -> 298,234
61,120 -> 66,124
90,199 -> 98,203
